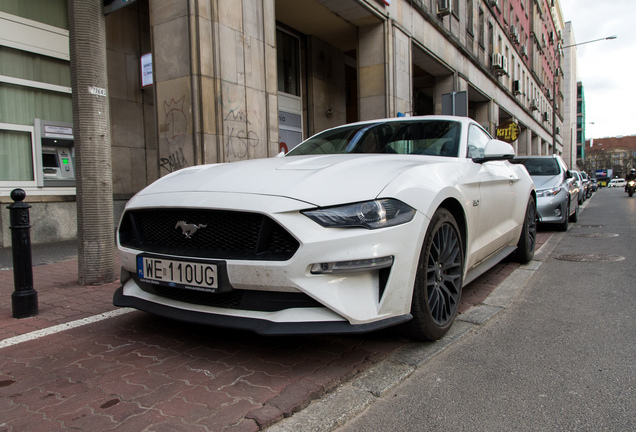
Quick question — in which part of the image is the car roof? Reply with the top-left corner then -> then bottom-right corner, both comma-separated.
322,115 -> 479,129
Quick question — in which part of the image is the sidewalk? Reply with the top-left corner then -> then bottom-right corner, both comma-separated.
0,232 -> 551,431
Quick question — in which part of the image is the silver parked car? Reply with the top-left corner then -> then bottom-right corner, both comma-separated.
512,155 -> 578,231
571,171 -> 586,204
579,171 -> 592,198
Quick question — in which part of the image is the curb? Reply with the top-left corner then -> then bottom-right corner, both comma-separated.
266,222 -> 573,432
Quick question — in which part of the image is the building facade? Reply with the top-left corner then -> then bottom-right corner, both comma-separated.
1,0 -> 571,246
584,135 -> 636,181
576,81 -> 586,167
560,20 -> 577,169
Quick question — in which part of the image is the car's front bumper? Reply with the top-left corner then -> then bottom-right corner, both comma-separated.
536,193 -> 568,224
115,192 -> 430,332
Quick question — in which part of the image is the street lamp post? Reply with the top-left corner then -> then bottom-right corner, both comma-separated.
553,35 -> 616,159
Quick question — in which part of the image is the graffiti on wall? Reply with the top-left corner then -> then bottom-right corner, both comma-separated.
160,147 -> 189,173
224,108 -> 260,160
221,84 -> 264,161
159,96 -> 189,173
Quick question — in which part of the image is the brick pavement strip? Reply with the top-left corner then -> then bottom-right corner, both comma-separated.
0,231 -> 551,430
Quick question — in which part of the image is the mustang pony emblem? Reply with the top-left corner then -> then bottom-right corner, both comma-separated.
175,221 -> 207,238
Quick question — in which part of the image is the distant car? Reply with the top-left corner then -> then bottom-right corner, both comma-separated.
114,115 -> 537,341
608,178 -> 626,188
590,179 -> 599,192
512,155 -> 578,231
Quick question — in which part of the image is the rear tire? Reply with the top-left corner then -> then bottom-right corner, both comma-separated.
400,209 -> 464,341
512,196 -> 536,264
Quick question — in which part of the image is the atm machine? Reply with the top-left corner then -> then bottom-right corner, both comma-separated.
34,119 -> 76,187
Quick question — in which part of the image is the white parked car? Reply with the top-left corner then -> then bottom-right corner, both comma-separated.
607,178 -> 626,188
114,116 -> 536,340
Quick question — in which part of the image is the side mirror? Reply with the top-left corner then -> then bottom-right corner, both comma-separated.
565,170 -> 573,179
472,139 -> 515,163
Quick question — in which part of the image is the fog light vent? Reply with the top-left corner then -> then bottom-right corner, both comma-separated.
311,256 -> 394,274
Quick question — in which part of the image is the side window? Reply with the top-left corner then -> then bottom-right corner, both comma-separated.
467,125 -> 490,159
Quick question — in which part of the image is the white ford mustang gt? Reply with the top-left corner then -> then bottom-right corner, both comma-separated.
114,116 -> 536,340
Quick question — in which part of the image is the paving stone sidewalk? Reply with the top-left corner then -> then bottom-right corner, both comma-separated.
0,232 -> 550,431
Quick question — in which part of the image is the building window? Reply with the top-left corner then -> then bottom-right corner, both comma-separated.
467,0 -> 474,36
0,0 -> 71,188
0,126 -> 35,183
0,0 -> 68,29
478,9 -> 485,49
277,30 -> 300,97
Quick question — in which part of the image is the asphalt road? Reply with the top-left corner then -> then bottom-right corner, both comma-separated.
335,187 -> 636,431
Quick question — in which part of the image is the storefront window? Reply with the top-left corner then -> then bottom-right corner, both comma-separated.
0,0 -> 68,29
0,129 -> 34,181
0,46 -> 71,89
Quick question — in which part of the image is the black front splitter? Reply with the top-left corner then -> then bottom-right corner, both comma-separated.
113,286 -> 412,336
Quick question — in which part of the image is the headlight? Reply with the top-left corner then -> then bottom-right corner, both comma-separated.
536,187 -> 562,198
303,199 -> 416,229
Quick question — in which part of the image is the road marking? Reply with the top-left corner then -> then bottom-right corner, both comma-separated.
0,308 -> 133,349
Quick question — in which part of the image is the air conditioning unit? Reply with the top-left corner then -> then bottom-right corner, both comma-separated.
513,80 -> 521,95
510,25 -> 519,43
437,0 -> 451,16
492,52 -> 503,70
501,56 -> 509,75
531,98 -> 539,111
487,0 -> 499,8
520,45 -> 527,57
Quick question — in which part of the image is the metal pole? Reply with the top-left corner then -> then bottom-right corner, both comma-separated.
7,189 -> 38,318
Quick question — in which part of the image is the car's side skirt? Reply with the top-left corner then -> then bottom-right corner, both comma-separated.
464,245 -> 517,286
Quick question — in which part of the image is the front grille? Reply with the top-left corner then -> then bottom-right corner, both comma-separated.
135,277 -> 321,311
119,208 -> 299,261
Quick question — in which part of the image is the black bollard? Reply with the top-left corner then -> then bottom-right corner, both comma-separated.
7,188 -> 38,318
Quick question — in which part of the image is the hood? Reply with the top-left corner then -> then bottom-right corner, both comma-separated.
137,154 -> 443,207
532,174 -> 566,190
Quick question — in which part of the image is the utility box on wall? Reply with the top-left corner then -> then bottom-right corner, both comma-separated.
34,119 -> 76,187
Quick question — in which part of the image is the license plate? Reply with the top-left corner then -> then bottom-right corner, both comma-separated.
137,255 -> 219,292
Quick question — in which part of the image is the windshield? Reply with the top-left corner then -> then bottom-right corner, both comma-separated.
513,158 -> 560,176
286,120 -> 461,157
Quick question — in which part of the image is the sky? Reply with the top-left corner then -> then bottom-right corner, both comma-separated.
559,0 -> 636,139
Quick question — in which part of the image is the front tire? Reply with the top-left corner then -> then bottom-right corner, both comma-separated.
557,201 -> 570,232
569,200 -> 579,223
401,208 -> 464,341
512,196 -> 536,264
